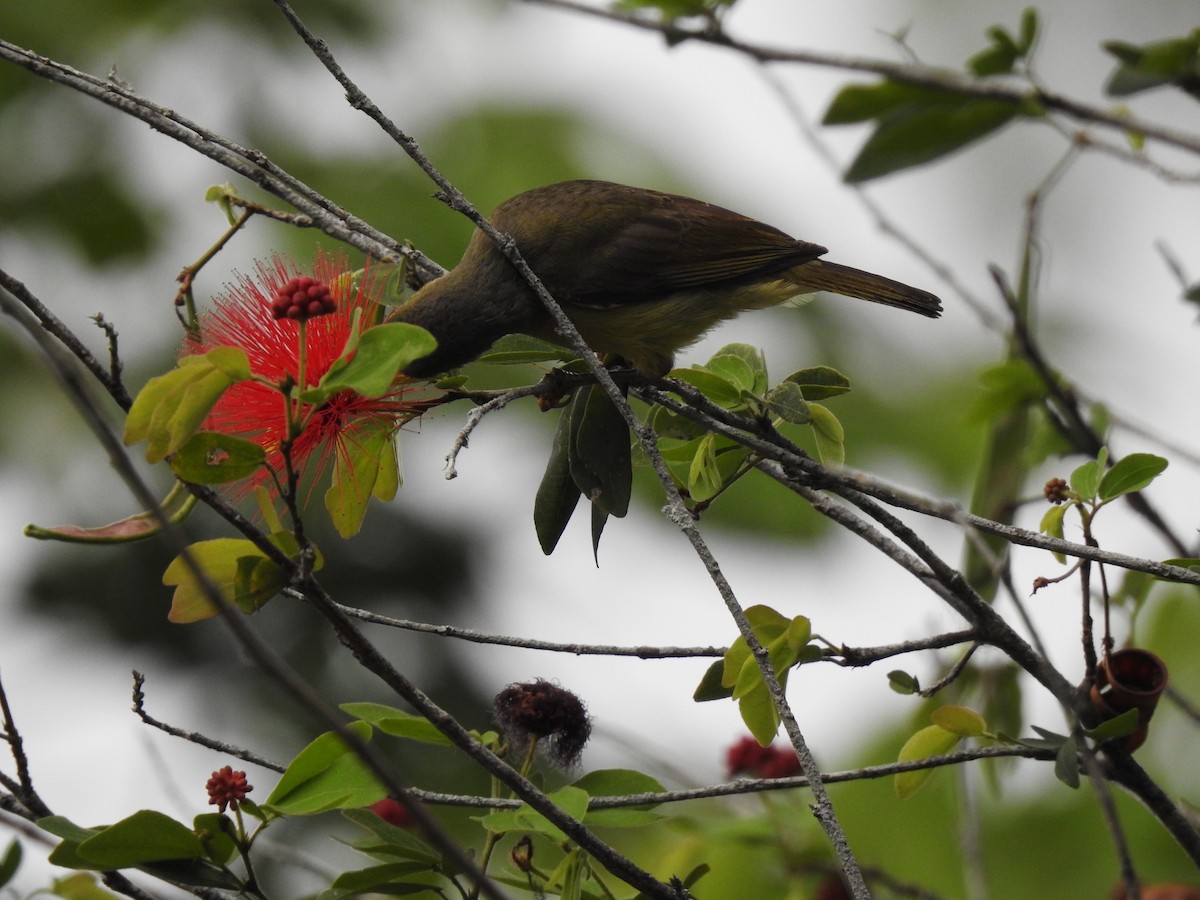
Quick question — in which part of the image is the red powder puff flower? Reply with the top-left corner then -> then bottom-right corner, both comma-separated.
185,252 -> 429,498
725,736 -> 801,779
206,766 -> 252,813
368,797 -> 415,828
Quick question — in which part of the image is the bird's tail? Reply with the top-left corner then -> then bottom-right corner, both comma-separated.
786,260 -> 942,318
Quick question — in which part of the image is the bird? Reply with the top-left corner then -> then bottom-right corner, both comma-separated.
387,179 -> 941,379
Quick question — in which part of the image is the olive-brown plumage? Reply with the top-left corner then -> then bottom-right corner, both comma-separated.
388,180 -> 941,378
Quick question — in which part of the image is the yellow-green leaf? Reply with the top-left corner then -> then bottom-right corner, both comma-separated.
930,705 -> 987,737
895,725 -> 961,799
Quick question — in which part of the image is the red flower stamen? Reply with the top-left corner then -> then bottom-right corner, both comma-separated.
184,252 -> 430,499
206,766 -> 252,813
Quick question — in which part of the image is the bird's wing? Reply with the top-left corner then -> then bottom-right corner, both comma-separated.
570,195 -> 827,305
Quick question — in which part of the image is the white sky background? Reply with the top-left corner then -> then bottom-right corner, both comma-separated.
2,0 -> 1200,892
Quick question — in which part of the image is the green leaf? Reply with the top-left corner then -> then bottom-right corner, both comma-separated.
203,345 -> 253,382
192,814 -> 237,866
266,722 -> 386,815
1098,452 -> 1167,501
571,768 -> 666,800
162,532 -> 319,623
763,381 -> 809,425
0,839 -> 21,889
807,402 -> 845,466
782,365 -> 851,401
825,81 -> 1025,182
479,786 -> 589,843
169,431 -> 266,484
706,353 -> 757,395
568,384 -> 632,518
693,659 -> 733,702
670,365 -> 744,408
310,322 -> 436,401
1070,447 -> 1107,501
341,808 -> 440,865
124,357 -> 240,463
475,334 -> 577,365
719,607 -> 813,745
325,418 -> 400,538
339,702 -> 453,746
711,343 -> 767,391
895,725 -> 961,799
575,769 -> 667,828
1086,707 -> 1140,743
930,705 -> 987,737
76,811 -> 203,868
1054,735 -> 1080,788
887,670 -> 920,695
535,406 -> 583,555
824,80 -> 938,125
319,862 -> 439,899
318,862 -> 436,899
969,44 -> 1019,78
1017,7 -> 1039,53
846,97 -> 1021,182
1103,30 -> 1200,100
1039,503 -> 1067,538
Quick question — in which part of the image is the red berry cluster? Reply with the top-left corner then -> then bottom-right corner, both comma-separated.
725,736 -> 802,779
1043,477 -> 1070,504
270,275 -> 336,321
206,765 -> 252,813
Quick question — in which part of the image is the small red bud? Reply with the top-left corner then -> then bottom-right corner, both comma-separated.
270,276 -> 336,321
1044,477 -> 1070,504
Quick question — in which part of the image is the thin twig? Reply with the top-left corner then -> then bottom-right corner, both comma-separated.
329,600 -> 724,657
132,671 -> 286,772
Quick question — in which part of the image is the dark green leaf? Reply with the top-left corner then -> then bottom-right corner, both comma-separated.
320,861 -> 438,899
823,81 -> 942,125
1017,8 -> 1039,53
0,839 -> 21,888
76,811 -> 203,868
534,406 -> 583,555
1054,736 -> 1080,788
844,96 -> 1021,183
1103,30 -> 1200,100
969,44 -> 1019,77
341,808 -> 441,865
569,384 -> 632,518
1087,707 -> 1140,743
783,365 -> 851,401
694,659 -> 733,702
887,670 -> 920,695
192,814 -> 237,866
